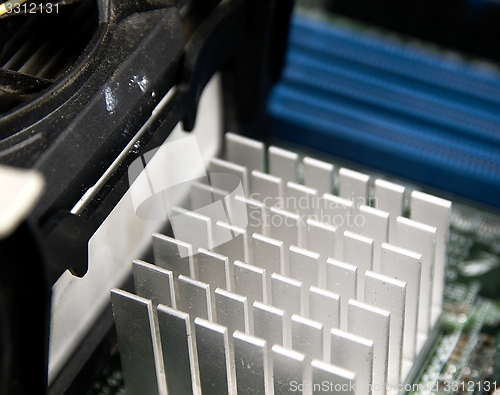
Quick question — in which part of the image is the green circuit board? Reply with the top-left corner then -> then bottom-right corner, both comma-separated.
407,205 -> 500,395
87,355 -> 124,395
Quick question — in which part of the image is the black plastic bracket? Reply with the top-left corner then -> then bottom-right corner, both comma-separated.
40,0 -> 294,284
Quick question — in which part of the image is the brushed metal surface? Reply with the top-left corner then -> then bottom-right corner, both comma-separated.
395,217 -> 437,334
176,275 -> 215,323
215,288 -> 251,335
291,314 -> 324,360
110,289 -> 164,395
215,221 -> 249,267
311,359 -> 356,395
356,205 -> 389,272
190,180 -> 227,214
194,317 -> 236,395
197,248 -> 232,292
286,181 -> 318,228
380,243 -> 422,362
271,273 -> 304,348
170,206 -> 214,252
303,156 -> 334,197
289,245 -> 321,317
253,301 -> 287,349
132,259 -> 176,309
364,271 -> 406,386
373,179 -> 405,244
343,231 -> 373,302
251,170 -> 283,208
252,233 -> 285,277
319,194 -> 354,260
269,145 -> 299,185
326,258 -> 357,330
233,195 -> 268,238
348,299 -> 390,395
309,286 -> 340,362
152,233 -> 195,278
233,331 -> 272,394
330,328 -> 374,395
234,260 -> 269,305
225,132 -> 265,174
410,190 -> 451,317
338,168 -> 370,213
272,345 -> 306,395
271,273 -> 303,318
209,157 -> 249,194
306,219 -> 339,289
270,207 -> 303,257
157,304 -> 199,395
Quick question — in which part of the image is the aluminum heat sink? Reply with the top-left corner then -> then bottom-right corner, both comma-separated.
111,132 -> 452,395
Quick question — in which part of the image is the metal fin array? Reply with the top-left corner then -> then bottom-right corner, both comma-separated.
111,132 -> 451,395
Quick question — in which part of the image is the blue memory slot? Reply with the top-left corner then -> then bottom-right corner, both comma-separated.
286,51 -> 500,149
267,14 -> 500,207
270,85 -> 500,179
292,16 -> 500,106
288,39 -> 500,121
276,81 -> 500,166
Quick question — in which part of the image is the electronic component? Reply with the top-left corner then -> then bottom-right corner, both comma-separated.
2,2 -> 500,395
